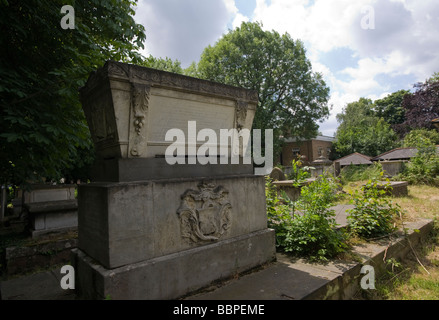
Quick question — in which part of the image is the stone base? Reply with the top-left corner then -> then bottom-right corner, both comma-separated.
72,228 -> 276,300
366,181 -> 409,197
26,199 -> 78,238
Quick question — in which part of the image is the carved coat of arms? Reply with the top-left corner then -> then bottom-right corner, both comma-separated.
177,183 -> 232,243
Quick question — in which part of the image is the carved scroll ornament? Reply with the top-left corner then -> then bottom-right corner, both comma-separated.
130,83 -> 151,157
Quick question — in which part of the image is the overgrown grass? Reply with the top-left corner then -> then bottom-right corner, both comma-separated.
339,162 -> 383,184
356,224 -> 439,300
270,167 -> 439,300
347,183 -> 439,300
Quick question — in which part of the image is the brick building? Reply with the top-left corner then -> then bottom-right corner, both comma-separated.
281,135 -> 335,166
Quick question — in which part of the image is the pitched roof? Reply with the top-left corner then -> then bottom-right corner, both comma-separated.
372,147 -> 417,161
284,135 -> 335,143
335,152 -> 372,166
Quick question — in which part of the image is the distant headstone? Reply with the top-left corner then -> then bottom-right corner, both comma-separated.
24,184 -> 78,237
269,167 -> 286,181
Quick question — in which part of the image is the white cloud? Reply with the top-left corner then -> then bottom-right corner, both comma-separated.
232,12 -> 249,29
134,0 -> 439,136
135,0 -> 233,66
250,0 -> 439,136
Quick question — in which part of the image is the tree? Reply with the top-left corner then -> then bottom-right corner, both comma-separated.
195,22 -> 331,156
0,0 -> 146,185
400,129 -> 439,186
333,98 -> 398,158
139,55 -> 184,74
394,73 -> 439,136
374,90 -> 409,125
402,128 -> 439,149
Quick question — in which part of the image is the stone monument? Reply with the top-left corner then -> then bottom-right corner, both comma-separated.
24,184 -> 78,237
72,61 -> 276,299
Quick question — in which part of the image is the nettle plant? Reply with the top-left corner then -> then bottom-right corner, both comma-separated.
347,175 -> 402,239
266,174 -> 347,262
287,159 -> 313,187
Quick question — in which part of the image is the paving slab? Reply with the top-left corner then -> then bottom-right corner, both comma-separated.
332,204 -> 354,228
0,267 -> 75,300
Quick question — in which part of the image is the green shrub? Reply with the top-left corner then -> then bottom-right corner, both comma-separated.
398,148 -> 439,186
398,133 -> 439,185
286,159 -> 312,185
265,177 -> 294,238
347,176 -> 401,239
266,175 -> 347,262
282,212 -> 346,261
340,162 -> 383,184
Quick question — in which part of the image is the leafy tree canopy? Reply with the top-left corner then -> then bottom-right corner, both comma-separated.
139,55 -> 184,74
333,98 -> 398,158
402,128 -> 439,149
374,90 -> 410,125
0,0 -> 146,185
194,22 -> 331,156
394,72 -> 439,136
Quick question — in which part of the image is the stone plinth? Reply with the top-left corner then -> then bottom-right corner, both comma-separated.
72,228 -> 274,300
271,179 -> 315,201
381,181 -> 409,197
364,181 -> 409,197
77,175 -> 270,270
23,184 -> 78,237
73,61 -> 275,300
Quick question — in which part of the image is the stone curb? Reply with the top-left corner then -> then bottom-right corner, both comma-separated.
297,218 -> 434,300
186,218 -> 434,300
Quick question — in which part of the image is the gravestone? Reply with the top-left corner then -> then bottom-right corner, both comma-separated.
23,184 -> 78,237
72,61 -> 276,300
373,181 -> 409,197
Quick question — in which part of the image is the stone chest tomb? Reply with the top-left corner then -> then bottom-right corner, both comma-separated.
72,61 -> 275,299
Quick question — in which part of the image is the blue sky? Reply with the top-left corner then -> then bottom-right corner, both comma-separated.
135,0 -> 439,137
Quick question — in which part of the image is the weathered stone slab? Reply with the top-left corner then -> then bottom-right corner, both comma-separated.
364,181 -> 408,197
78,175 -> 268,269
271,179 -> 315,201
380,160 -> 407,177
80,61 -> 258,163
72,229 -> 276,300
23,185 -> 78,237
5,239 -> 77,276
23,184 -> 76,203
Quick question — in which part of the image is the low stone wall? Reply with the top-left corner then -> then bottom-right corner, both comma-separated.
380,160 -> 407,177
4,238 -> 77,276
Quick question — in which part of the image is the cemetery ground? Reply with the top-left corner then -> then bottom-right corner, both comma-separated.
0,182 -> 438,300
337,182 -> 439,300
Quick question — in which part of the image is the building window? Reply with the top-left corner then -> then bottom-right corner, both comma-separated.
327,147 -> 331,157
318,147 -> 323,157
292,148 -> 300,157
